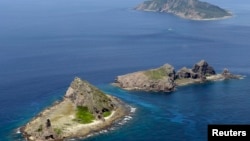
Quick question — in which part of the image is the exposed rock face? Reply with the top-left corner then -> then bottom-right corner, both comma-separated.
221,68 -> 241,79
176,60 -> 216,79
192,60 -> 216,76
65,77 -> 114,119
176,67 -> 197,79
113,60 -> 242,92
114,64 -> 176,92
23,118 -> 57,140
21,77 -> 129,141
176,60 -> 216,82
135,0 -> 232,20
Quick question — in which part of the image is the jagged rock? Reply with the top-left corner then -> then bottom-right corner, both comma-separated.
176,60 -> 216,80
21,77 -> 129,141
192,60 -> 216,77
46,119 -> 51,128
65,77 -> 115,118
222,68 -> 241,79
45,135 -> 54,140
176,67 -> 198,79
113,60 -> 242,92
177,67 -> 191,78
114,64 -> 176,92
135,0 -> 232,20
39,119 -> 56,140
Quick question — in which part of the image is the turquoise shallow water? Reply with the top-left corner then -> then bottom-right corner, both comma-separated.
0,0 -> 250,141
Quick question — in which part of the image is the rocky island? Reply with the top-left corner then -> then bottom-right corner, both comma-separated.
113,60 -> 242,92
21,77 -> 130,141
135,0 -> 232,20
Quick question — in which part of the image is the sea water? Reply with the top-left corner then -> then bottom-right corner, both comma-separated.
0,0 -> 250,141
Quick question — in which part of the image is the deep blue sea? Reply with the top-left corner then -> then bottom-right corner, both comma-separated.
1,0 -> 250,141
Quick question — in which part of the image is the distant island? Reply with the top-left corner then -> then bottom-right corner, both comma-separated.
21,77 -> 130,140
113,60 -> 242,92
135,0 -> 232,20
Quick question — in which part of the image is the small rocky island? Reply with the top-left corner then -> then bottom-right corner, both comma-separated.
21,77 -> 130,140
113,60 -> 242,92
135,0 -> 232,20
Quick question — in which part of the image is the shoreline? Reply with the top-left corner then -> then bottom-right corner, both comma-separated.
68,105 -> 135,141
113,74 -> 245,93
20,95 -> 132,141
135,9 -> 233,21
66,96 -> 133,140
112,60 -> 244,93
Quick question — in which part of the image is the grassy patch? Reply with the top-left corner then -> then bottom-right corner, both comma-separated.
144,68 -> 167,80
74,106 -> 95,124
103,111 -> 112,117
54,128 -> 62,135
36,124 -> 43,132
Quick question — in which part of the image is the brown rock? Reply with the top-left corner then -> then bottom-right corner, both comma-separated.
114,64 -> 176,92
65,77 -> 115,118
192,60 -> 216,77
221,68 -> 241,79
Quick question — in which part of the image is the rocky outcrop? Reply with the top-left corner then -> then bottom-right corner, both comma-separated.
21,77 -> 129,141
176,60 -> 216,81
221,68 -> 242,79
176,67 -> 197,79
65,77 -> 115,119
113,60 -> 242,92
114,64 -> 176,92
192,60 -> 216,76
135,0 -> 232,20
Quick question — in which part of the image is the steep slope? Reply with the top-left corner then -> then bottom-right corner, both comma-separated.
135,0 -> 232,20
21,77 -> 129,140
65,77 -> 115,119
114,64 -> 176,92
113,60 -> 242,92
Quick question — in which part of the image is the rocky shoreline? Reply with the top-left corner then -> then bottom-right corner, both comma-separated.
20,77 -> 131,141
113,60 -> 243,92
135,0 -> 232,21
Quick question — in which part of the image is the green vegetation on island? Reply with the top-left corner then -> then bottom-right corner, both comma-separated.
135,0 -> 232,20
144,64 -> 174,80
75,106 -> 95,124
53,128 -> 62,135
21,77 -> 129,141
103,111 -> 112,117
113,60 -> 242,92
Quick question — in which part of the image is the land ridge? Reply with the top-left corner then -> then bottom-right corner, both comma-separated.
21,77 -> 130,141
113,60 -> 243,92
134,0 -> 232,20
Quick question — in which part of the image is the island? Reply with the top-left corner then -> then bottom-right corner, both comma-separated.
113,60 -> 242,92
134,0 -> 232,20
21,77 -> 130,141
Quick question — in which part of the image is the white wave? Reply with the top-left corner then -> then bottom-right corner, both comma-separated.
124,116 -> 132,121
130,107 -> 136,113
240,75 -> 247,79
110,127 -> 116,131
117,115 -> 133,126
82,105 -> 137,139
16,128 -> 21,134
86,134 -> 93,138
99,130 -> 108,134
118,122 -> 124,125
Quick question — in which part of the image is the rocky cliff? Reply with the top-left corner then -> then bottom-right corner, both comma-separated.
113,60 -> 242,92
135,0 -> 232,20
65,78 -> 115,119
21,77 -> 129,141
114,64 -> 176,92
176,60 -> 216,80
